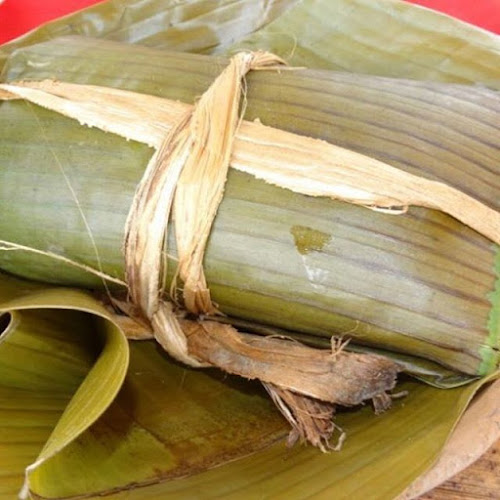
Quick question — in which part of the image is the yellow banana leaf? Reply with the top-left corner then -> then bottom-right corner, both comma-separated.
0,273 -> 498,499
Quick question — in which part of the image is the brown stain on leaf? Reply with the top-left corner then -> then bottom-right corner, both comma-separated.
291,225 -> 331,255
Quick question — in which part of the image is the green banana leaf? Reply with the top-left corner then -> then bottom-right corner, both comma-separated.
0,277 -> 129,497
231,0 -> 500,86
0,0 -> 499,498
1,36 -> 498,376
1,273 -> 497,499
0,0 -> 300,71
0,301 -> 96,497
2,0 -> 499,86
0,274 -> 288,498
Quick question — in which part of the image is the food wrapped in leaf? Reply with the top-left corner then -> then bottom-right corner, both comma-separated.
0,0 -> 499,498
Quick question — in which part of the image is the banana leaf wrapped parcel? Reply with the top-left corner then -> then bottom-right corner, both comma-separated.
0,1 -> 499,498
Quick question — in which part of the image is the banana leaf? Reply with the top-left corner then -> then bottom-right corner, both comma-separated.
0,273 -> 498,499
0,0 -> 499,498
0,274 -> 287,498
0,36 -> 498,376
2,0 -> 499,86
0,0 -> 300,71
232,0 -> 500,86
0,277 -> 129,498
